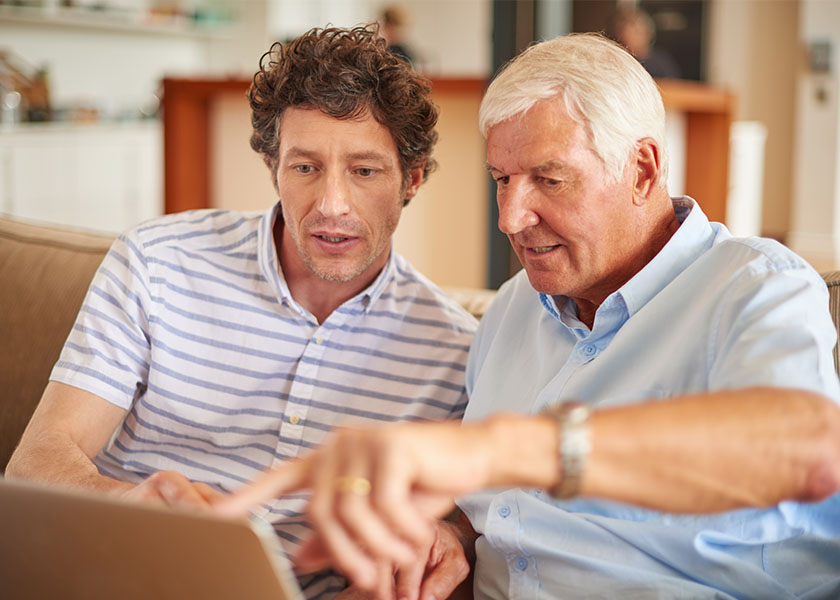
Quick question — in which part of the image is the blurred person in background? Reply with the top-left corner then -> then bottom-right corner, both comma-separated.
380,3 -> 416,65
611,5 -> 680,79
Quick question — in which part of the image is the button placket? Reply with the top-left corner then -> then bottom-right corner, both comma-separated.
275,327 -> 329,463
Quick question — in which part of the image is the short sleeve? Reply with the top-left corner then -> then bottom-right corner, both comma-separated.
50,230 -> 153,410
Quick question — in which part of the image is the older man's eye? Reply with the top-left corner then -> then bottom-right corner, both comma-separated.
356,168 -> 376,177
294,165 -> 314,174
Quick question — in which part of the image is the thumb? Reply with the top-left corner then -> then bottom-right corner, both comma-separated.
215,458 -> 310,517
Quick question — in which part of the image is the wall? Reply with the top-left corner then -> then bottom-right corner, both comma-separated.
706,0 -> 799,240
210,93 -> 276,214
788,0 -> 840,270
266,0 -> 491,77
392,84 -> 488,288
400,0 -> 491,76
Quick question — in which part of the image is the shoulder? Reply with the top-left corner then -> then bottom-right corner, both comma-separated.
702,235 -> 826,294
127,209 -> 264,257
712,235 -> 812,272
388,254 -> 479,335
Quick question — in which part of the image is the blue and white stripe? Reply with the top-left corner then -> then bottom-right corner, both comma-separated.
51,203 -> 477,598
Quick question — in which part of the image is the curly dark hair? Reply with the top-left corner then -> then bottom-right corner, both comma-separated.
249,25 -> 438,202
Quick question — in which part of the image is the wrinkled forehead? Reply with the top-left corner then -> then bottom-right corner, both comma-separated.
486,98 -> 595,167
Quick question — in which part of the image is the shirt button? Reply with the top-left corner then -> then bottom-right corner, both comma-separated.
583,344 -> 597,356
497,506 -> 511,518
289,415 -> 301,425
315,336 -> 323,345
515,557 -> 528,571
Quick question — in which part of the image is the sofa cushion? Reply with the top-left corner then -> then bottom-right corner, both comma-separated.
0,216 -> 112,471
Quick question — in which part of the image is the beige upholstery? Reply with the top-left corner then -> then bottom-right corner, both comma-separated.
0,216 -> 112,472
441,286 -> 498,320
2,213 -> 839,473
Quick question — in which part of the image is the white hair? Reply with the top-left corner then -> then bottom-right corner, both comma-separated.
479,33 -> 668,184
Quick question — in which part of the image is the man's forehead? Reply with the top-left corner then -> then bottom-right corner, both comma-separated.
279,105 -> 374,131
277,107 -> 399,158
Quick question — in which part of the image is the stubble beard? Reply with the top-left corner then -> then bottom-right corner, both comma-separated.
281,202 -> 401,284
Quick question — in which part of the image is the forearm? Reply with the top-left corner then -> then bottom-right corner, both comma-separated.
6,382 -> 133,495
6,428 -> 132,495
480,387 -> 840,513
584,387 -> 840,512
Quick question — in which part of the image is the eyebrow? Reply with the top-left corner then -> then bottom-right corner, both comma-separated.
533,160 -> 570,174
484,160 -> 571,174
285,147 -> 391,163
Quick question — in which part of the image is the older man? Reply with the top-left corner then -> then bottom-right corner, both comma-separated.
223,33 -> 840,600
6,26 -> 476,600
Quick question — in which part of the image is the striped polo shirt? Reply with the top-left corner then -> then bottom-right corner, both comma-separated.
51,204 -> 477,598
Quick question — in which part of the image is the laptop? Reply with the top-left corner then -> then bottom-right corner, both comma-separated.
0,477 -> 304,600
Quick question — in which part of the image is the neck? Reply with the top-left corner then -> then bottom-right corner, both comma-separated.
572,195 -> 680,330
274,220 -> 384,325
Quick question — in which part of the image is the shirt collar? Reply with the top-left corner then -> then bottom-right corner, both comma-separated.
537,196 -> 715,324
618,196 -> 715,317
257,202 -> 395,313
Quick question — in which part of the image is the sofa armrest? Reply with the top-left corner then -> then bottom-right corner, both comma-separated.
0,216 -> 113,472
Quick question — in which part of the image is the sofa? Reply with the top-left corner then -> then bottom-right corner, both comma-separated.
2,214 -> 839,472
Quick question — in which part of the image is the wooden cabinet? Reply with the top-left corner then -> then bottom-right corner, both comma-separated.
657,79 -> 735,224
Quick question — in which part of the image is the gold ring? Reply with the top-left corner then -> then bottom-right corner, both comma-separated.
335,476 -> 372,496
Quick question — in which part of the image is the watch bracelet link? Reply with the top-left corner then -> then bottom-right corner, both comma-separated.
541,401 -> 592,498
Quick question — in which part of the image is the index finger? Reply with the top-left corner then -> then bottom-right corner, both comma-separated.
215,457 -> 311,517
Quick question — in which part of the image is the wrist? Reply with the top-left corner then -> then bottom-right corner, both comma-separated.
542,402 -> 592,498
479,412 -> 558,490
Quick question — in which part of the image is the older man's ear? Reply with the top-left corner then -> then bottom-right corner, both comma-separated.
631,138 -> 662,205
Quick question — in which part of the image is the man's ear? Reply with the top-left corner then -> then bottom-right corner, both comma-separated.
632,138 -> 661,206
402,162 -> 425,205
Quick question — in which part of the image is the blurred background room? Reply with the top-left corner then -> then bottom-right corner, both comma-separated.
1,0 -> 839,290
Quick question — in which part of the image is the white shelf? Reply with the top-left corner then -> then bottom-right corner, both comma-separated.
0,4 -> 233,39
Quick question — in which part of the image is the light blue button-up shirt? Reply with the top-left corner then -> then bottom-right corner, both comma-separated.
459,198 -> 840,599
